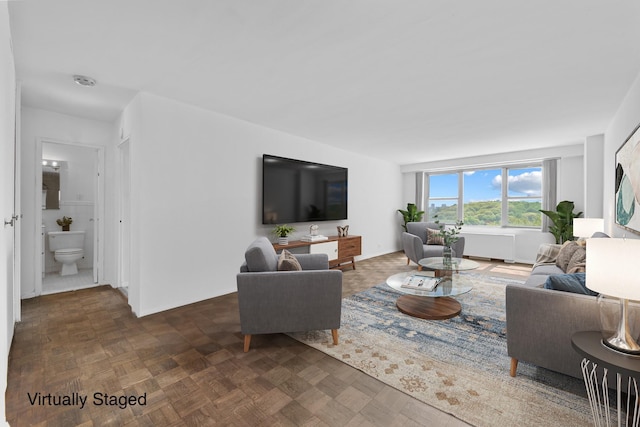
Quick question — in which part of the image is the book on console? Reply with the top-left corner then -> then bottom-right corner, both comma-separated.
301,235 -> 328,242
401,275 -> 441,291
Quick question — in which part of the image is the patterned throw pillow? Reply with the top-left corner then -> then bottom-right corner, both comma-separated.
277,249 -> 302,271
555,241 -> 581,272
426,228 -> 445,245
567,246 -> 586,273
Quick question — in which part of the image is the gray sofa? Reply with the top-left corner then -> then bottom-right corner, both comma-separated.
236,237 -> 343,352
402,222 -> 466,267
506,241 -> 601,379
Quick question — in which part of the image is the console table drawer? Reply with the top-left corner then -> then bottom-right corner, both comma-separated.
338,236 -> 361,258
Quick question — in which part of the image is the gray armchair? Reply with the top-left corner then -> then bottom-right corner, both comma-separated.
402,222 -> 465,267
236,237 -> 343,352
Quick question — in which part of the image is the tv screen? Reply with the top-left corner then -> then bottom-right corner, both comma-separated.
262,154 -> 348,224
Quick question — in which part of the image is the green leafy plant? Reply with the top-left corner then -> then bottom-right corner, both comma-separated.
272,224 -> 295,238
434,215 -> 464,246
539,200 -> 583,244
397,203 -> 425,231
56,216 -> 73,228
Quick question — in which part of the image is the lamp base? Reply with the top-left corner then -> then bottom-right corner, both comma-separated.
602,336 -> 640,355
600,297 -> 640,355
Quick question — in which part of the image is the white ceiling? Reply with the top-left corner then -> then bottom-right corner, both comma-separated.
8,1 -> 640,165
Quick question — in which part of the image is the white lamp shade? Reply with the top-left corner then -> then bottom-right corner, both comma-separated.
587,238 -> 640,300
573,218 -> 604,238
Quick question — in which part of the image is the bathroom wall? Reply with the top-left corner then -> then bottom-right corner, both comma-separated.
42,142 -> 96,273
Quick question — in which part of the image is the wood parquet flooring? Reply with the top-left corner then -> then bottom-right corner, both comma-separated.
6,251 -> 530,426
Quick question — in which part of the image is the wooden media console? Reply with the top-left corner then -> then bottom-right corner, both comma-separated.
273,235 -> 361,271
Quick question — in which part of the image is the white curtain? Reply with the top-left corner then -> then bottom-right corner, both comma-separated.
542,159 -> 558,232
415,172 -> 425,211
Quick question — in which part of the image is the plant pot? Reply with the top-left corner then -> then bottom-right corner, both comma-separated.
278,237 -> 289,245
62,225 -> 70,231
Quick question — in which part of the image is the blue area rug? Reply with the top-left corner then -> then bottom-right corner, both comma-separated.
289,273 -> 593,427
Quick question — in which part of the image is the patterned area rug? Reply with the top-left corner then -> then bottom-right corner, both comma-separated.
289,273 -> 592,427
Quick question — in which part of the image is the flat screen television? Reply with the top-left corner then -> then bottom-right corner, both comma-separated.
262,154 -> 348,224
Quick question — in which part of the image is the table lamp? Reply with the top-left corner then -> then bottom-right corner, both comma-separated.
586,237 -> 640,354
573,218 -> 604,238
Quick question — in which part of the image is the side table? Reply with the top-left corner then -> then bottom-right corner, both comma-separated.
571,331 -> 640,427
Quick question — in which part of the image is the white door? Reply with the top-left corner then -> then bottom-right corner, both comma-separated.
118,139 -> 131,289
2,8 -> 17,424
1,38 -> 16,427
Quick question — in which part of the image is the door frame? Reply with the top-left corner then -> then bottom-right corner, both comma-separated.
117,138 -> 130,291
34,138 -> 105,295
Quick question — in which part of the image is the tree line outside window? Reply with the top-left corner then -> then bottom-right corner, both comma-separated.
425,165 -> 543,228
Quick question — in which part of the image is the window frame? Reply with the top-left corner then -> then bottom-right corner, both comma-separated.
424,163 -> 543,229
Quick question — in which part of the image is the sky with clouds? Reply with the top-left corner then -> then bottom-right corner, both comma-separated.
429,167 -> 542,202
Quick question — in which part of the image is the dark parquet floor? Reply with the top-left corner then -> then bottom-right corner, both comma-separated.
6,251 -> 530,426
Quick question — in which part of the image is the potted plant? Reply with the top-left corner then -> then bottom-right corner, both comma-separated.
56,216 -> 73,231
539,200 -> 583,244
434,215 -> 464,264
397,203 -> 425,231
273,224 -> 295,245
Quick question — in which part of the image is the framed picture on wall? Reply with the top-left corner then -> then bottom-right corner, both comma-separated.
615,122 -> 640,234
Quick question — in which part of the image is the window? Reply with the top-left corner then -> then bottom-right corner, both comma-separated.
463,168 -> 501,226
426,173 -> 458,222
506,167 -> 542,227
424,165 -> 543,228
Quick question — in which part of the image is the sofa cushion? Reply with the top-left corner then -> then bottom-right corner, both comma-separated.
555,241 -> 582,272
277,249 -> 302,271
426,228 -> 444,245
531,264 -> 564,276
245,237 -> 278,272
543,273 -> 597,296
524,274 -> 552,288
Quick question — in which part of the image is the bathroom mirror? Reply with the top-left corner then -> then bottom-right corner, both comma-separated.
42,169 -> 60,209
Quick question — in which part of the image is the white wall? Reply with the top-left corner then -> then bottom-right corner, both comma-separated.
584,134 -> 604,218
558,154 -> 584,213
0,4 -> 15,424
20,107 -> 117,298
400,144 -> 584,263
605,71 -> 640,238
119,92 -> 402,316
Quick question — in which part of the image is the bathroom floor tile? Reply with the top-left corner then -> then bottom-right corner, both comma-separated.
42,268 -> 96,295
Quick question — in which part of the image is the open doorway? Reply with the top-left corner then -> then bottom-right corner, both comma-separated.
36,139 -> 104,295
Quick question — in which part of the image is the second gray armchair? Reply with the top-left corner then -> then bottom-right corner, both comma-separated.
402,222 -> 465,267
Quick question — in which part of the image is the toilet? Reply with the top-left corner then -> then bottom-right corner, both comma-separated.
48,231 -> 85,276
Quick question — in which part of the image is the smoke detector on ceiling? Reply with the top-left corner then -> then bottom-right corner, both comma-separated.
73,75 -> 97,87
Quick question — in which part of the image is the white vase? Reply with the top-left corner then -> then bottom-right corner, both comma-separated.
278,237 -> 289,245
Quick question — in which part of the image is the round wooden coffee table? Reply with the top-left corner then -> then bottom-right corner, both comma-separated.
386,272 -> 473,320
